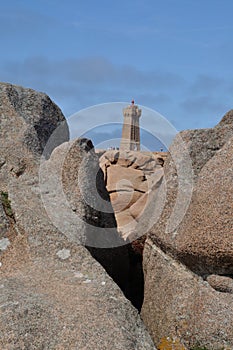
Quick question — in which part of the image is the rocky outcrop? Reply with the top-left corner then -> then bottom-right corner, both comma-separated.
141,110 -> 233,349
175,136 -> 233,275
99,150 -> 167,241
0,83 -> 156,349
0,83 -> 69,189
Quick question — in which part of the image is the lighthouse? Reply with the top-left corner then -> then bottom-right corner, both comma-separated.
120,100 -> 142,151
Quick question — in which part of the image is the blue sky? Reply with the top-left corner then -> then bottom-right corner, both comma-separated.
1,0 -> 233,148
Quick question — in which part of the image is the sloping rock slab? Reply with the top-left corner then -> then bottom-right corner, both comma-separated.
1,245 -> 155,350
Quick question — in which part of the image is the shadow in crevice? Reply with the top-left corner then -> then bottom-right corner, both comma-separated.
84,161 -> 144,311
86,243 -> 144,311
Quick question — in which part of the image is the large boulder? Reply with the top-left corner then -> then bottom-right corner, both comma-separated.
175,136 -> 233,275
142,239 -> 233,350
140,110 -> 233,263
0,82 -> 69,190
141,110 -> 233,349
0,83 -> 156,349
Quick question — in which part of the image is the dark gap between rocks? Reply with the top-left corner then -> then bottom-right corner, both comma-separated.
86,242 -> 145,311
84,164 -> 145,311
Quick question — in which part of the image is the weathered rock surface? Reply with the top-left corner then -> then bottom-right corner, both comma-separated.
99,150 -> 166,240
207,274 -> 233,294
180,109 -> 233,179
0,82 -> 69,189
175,136 -> 233,275
141,110 -> 233,349
142,240 -> 233,350
0,83 -> 156,349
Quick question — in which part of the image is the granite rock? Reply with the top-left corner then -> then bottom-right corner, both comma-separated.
175,136 -> 233,275
0,82 -> 69,190
141,239 -> 233,349
99,150 -> 166,240
141,110 -> 233,349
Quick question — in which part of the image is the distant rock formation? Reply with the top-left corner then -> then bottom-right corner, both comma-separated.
99,150 -> 167,241
0,83 -> 156,349
141,110 -> 233,349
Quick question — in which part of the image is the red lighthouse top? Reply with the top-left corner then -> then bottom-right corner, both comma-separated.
131,99 -> 135,105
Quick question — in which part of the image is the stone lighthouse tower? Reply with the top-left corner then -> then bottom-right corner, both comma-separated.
120,100 -> 142,151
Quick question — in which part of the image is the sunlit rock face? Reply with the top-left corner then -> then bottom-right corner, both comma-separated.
99,150 -> 167,241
